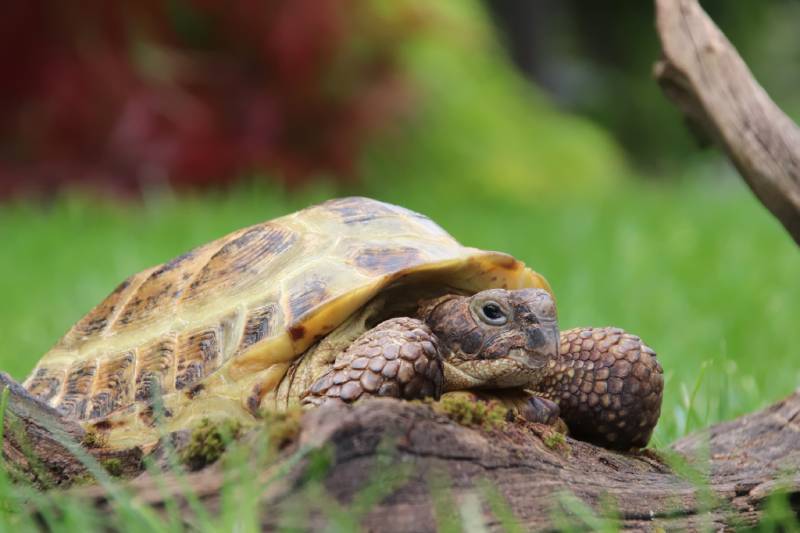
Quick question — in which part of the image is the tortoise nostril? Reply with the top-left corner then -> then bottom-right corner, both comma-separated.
526,328 -> 545,349
525,324 -> 559,358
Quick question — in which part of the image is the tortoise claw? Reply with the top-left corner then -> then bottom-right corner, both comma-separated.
520,396 -> 560,425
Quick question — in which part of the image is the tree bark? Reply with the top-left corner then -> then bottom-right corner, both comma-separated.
653,0 -> 800,246
81,393 -> 800,531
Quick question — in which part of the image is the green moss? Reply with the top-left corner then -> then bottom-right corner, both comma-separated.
66,472 -> 97,487
261,406 -> 303,450
433,394 -> 508,431
179,418 -> 242,471
542,429 -> 567,451
81,430 -> 106,449
100,458 -> 123,477
541,428 -> 572,455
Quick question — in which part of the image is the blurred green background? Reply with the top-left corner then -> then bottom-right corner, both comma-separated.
1,0 -> 798,446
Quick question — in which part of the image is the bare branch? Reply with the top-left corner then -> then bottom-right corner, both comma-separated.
654,0 -> 800,246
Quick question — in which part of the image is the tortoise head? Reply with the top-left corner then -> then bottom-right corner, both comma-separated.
420,288 -> 558,390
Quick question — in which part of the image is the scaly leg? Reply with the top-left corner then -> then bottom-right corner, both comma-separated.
537,327 -> 664,449
303,317 -> 443,405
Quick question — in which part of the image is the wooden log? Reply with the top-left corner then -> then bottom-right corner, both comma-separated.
81,393 -> 800,530
653,0 -> 800,246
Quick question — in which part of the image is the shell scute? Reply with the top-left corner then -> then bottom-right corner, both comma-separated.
323,197 -> 399,225
351,246 -> 425,277
286,277 -> 331,325
58,360 -> 98,419
64,276 -> 137,345
112,242 -> 219,332
134,337 -> 176,401
158,250 -> 197,274
182,223 -> 298,306
88,351 -> 135,419
26,367 -> 65,402
174,327 -> 221,390
238,303 -> 281,353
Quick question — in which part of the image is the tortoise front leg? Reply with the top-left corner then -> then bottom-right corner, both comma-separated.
302,317 -> 444,405
536,327 -> 664,450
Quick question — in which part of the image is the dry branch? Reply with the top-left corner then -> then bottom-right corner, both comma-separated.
653,0 -> 800,246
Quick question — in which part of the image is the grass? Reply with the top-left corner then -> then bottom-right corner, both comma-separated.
0,174 -> 798,529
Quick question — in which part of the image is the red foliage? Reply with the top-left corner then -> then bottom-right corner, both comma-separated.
0,0 -> 417,198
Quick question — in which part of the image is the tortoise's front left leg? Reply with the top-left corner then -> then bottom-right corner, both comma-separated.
536,327 -> 664,450
302,317 -> 444,405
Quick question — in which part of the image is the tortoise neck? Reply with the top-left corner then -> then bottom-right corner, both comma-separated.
415,294 -> 462,324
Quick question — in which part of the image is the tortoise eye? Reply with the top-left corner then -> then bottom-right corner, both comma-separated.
479,302 -> 507,325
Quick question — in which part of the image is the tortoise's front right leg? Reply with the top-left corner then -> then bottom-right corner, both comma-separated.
302,317 -> 444,405
537,327 -> 664,450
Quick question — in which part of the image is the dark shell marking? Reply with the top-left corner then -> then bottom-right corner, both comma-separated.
238,303 -> 280,352
352,246 -> 423,276
43,306 -> 272,420
67,277 -> 136,342
289,325 -> 306,341
116,258 -> 194,327
134,338 -> 176,401
58,360 -> 98,419
184,224 -> 297,302
175,328 -> 220,390
26,367 -> 66,402
324,197 -> 440,230
78,224 -> 296,340
89,352 -> 135,419
324,197 -> 400,225
287,278 -> 330,323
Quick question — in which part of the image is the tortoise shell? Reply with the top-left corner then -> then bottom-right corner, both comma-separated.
23,197 -> 549,447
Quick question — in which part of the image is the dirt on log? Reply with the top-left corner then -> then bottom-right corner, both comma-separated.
653,0 -> 800,246
80,393 -> 800,531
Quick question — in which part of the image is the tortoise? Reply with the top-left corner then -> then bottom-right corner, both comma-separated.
0,197 -> 663,479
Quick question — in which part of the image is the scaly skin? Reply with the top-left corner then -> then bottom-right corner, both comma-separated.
302,318 -> 443,405
305,289 -> 664,450
537,327 -> 663,449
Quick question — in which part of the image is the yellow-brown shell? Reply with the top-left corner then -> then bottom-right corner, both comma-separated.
23,197 -> 549,446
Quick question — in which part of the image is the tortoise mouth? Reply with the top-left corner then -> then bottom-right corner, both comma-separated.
443,357 -> 546,390
507,348 -> 550,370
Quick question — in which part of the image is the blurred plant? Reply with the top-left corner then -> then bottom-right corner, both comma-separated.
0,0 -> 630,200
0,0 -> 418,197
361,0 -> 627,205
486,0 -> 800,173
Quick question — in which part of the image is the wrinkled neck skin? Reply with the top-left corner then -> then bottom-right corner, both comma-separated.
417,295 -> 487,390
